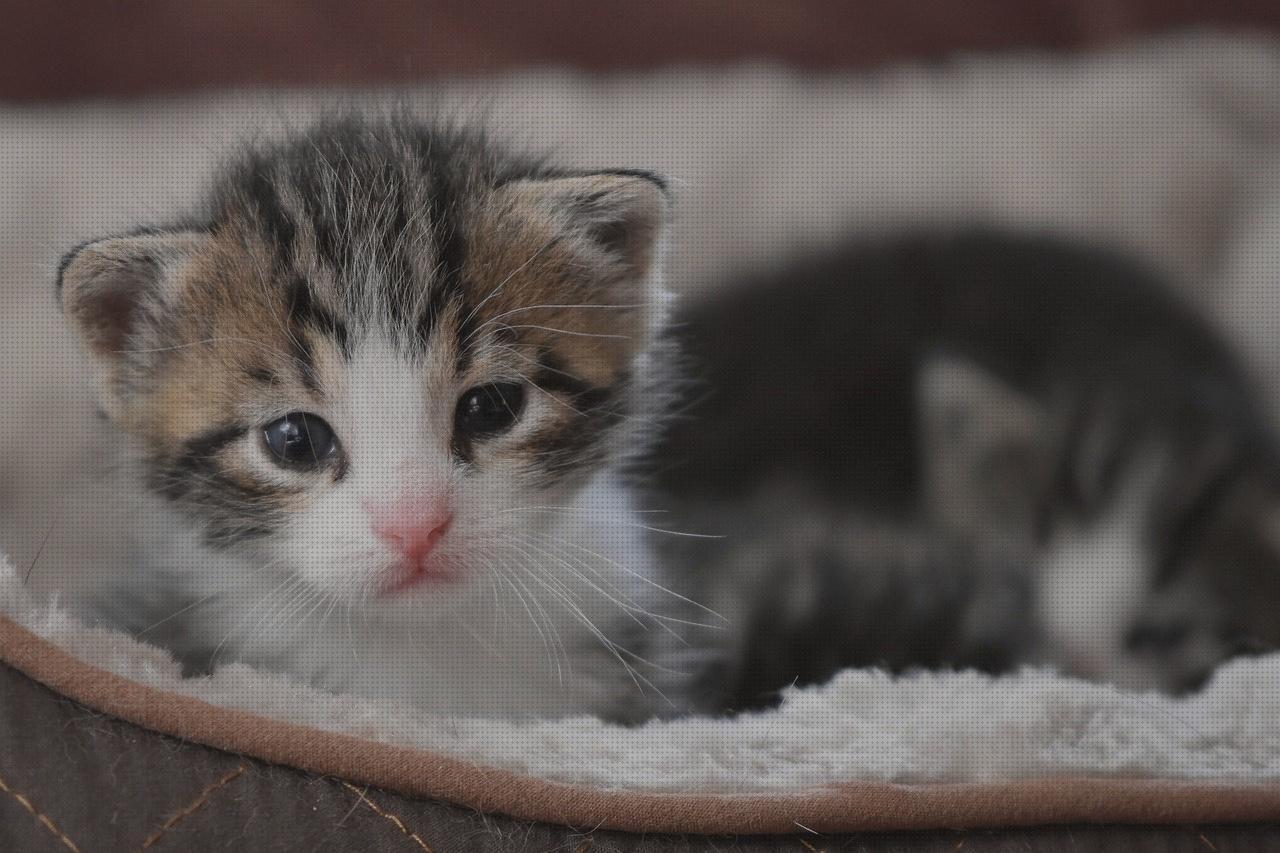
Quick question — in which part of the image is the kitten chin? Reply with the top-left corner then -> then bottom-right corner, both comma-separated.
55,115 -> 691,721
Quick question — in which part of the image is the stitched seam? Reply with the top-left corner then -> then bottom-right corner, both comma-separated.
0,765 -> 84,853
342,782 -> 436,852
141,765 -> 246,850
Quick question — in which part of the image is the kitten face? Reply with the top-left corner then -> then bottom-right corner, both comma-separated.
58,119 -> 669,612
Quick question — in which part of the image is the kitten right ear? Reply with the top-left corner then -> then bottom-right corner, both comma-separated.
494,172 -> 670,286
57,230 -> 206,359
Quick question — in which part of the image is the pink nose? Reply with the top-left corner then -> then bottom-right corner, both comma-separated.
371,510 -> 453,564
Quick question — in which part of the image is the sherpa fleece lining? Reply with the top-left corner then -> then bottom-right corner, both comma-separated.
2,561 -> 1279,833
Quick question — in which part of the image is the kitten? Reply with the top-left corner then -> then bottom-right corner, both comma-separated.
649,230 -> 1280,703
56,115 -> 690,721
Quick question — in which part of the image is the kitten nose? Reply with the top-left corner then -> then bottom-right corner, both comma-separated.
370,507 -> 453,564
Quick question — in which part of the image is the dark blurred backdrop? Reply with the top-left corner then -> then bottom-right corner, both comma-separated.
5,0 -> 1280,101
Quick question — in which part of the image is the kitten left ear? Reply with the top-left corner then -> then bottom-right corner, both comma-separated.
57,231 -> 208,417
495,171 -> 670,281
57,230 -> 207,358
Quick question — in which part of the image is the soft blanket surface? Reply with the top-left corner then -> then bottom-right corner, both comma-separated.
2,33 -> 1280,810
4,558 -> 1280,795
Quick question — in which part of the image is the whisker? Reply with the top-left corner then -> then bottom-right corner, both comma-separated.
208,570 -> 302,670
516,531 -> 725,632
486,554 -> 566,683
499,508 -> 723,538
495,543 -> 681,701
471,302 -> 642,339
23,524 -> 55,585
508,535 -> 651,623
498,324 -> 630,341
460,236 -> 561,338
522,532 -> 727,623
134,593 -> 221,639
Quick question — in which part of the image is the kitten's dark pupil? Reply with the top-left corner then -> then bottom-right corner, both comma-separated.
264,413 -> 337,470
456,383 -> 526,438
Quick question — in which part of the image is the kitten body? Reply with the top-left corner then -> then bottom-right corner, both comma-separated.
57,117 -> 687,720
652,230 -> 1280,702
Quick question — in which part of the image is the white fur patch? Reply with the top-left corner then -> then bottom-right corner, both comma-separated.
1035,458 -> 1163,689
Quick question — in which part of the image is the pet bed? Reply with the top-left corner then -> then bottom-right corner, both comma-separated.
4,559 -> 1280,847
3,33 -> 1280,850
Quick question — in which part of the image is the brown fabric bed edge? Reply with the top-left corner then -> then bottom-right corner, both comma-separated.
2,613 -> 1277,834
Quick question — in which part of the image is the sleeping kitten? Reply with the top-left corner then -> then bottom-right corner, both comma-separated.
649,230 -> 1280,704
56,116 -> 689,721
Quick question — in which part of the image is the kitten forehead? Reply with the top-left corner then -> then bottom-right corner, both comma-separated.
212,128 -> 474,356
205,119 -> 661,367
185,118 -> 662,417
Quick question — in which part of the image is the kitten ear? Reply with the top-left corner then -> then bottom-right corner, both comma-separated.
495,171 -> 669,283
57,230 -> 206,359
58,231 -> 207,415
916,353 -> 1049,536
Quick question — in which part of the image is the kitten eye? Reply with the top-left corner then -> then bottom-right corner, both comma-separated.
263,413 -> 338,470
455,382 -> 526,438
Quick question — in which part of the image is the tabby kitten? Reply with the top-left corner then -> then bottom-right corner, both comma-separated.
650,230 -> 1280,704
57,116 -> 689,721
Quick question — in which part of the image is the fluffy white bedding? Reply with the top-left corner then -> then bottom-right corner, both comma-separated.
3,31 -> 1280,793
4,558 -> 1279,792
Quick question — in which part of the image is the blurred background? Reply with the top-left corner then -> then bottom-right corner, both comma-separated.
5,2 -> 1280,597
4,1 -> 1280,100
